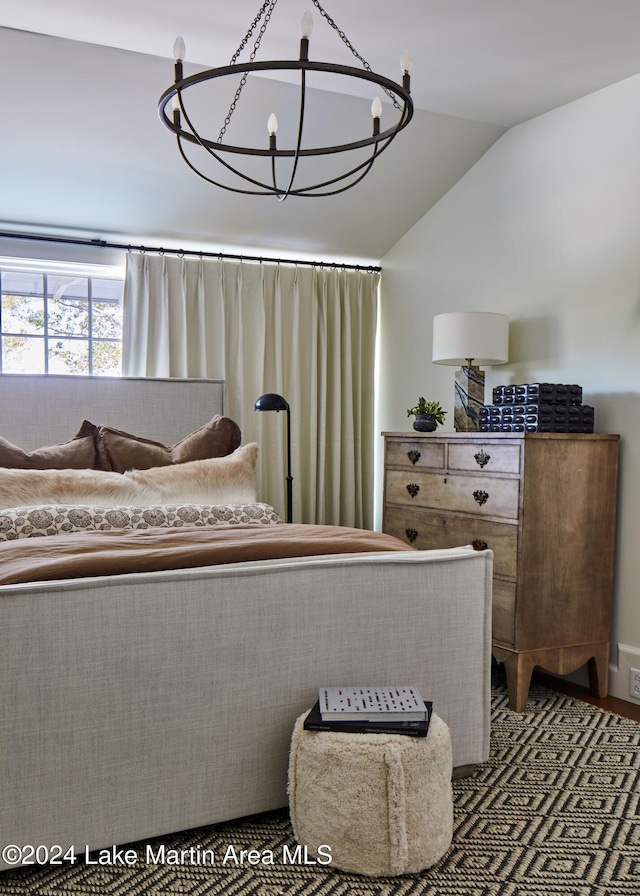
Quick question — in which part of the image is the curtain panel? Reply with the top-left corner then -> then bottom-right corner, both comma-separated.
122,253 -> 379,528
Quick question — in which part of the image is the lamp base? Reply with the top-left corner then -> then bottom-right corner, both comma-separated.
454,365 -> 485,432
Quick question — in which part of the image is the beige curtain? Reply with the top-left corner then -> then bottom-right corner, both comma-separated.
122,253 -> 379,528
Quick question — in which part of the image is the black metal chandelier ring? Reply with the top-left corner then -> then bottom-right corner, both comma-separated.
159,60 -> 413,157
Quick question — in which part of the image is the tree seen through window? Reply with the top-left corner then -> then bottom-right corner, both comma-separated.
0,262 -> 123,375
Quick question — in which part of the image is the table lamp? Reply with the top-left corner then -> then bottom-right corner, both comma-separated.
432,312 -> 509,432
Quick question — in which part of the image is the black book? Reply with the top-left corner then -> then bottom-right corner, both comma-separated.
303,700 -> 433,737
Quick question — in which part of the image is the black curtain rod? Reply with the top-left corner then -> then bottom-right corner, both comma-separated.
0,230 -> 381,273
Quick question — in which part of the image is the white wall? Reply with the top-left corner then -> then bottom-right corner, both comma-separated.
378,73 -> 640,704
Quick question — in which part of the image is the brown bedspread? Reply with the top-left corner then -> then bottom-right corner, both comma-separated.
0,524 -> 414,587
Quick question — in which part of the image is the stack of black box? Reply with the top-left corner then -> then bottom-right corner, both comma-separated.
479,383 -> 594,433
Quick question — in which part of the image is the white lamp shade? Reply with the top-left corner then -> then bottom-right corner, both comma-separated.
432,312 -> 509,366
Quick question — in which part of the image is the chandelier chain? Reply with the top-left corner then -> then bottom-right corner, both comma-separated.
219,0 -> 278,142
310,0 -> 401,111
229,0 -> 278,66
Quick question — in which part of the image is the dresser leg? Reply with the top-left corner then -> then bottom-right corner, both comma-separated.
493,648 -> 536,712
507,654 -> 536,713
494,642 -> 611,710
588,647 -> 609,698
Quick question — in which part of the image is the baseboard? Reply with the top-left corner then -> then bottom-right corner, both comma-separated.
534,650 -> 640,708
531,668 -> 640,722
610,644 -> 640,706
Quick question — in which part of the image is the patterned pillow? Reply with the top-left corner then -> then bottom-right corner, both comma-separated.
0,503 -> 282,540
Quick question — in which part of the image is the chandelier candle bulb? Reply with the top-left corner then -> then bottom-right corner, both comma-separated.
173,36 -> 185,80
371,97 -> 382,135
300,11 -> 312,60
173,36 -> 186,61
401,50 -> 412,89
268,113 -> 278,150
171,94 -> 181,125
301,11 -> 314,38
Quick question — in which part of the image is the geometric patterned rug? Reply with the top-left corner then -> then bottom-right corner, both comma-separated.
1,672 -> 639,896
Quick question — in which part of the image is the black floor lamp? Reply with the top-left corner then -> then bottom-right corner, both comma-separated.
255,393 -> 293,523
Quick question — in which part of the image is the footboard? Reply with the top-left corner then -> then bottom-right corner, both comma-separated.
0,546 -> 492,868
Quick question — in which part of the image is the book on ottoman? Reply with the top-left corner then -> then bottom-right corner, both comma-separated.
303,699 -> 433,737
304,686 -> 432,737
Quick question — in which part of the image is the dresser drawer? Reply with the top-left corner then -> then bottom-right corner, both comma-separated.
385,470 -> 520,520
384,506 -> 518,578
448,442 -> 521,474
492,579 -> 516,647
385,438 -> 445,470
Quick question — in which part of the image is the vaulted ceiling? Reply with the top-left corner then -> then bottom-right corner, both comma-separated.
2,0 -> 640,261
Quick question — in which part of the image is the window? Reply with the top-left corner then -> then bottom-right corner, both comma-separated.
0,258 -> 124,375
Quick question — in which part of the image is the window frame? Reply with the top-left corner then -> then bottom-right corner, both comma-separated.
0,257 -> 124,376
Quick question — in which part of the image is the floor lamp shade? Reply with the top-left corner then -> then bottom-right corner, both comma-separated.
432,313 -> 509,431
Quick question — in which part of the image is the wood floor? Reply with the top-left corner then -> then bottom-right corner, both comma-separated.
532,670 -> 640,723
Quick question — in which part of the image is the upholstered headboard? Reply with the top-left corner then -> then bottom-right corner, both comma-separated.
0,375 -> 226,450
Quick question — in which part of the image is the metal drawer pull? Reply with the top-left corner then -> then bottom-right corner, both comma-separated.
472,539 -> 488,551
474,449 -> 490,468
407,449 -> 421,465
473,489 -> 489,506
406,483 -> 420,498
405,528 -> 418,543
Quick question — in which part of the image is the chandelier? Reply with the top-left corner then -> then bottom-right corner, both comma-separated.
158,0 -> 413,199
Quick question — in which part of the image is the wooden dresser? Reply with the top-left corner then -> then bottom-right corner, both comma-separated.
382,432 -> 620,711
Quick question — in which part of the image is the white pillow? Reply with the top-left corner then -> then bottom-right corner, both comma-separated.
0,443 -> 259,510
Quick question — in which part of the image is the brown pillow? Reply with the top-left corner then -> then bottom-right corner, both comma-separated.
0,422 -> 99,470
96,415 -> 242,473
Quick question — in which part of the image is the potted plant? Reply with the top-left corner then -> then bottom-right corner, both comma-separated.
406,398 -> 447,432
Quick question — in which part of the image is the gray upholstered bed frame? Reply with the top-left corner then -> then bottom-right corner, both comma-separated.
0,375 -> 492,868
0,374 -> 226,449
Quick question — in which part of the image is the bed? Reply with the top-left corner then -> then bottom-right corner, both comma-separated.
0,375 -> 492,869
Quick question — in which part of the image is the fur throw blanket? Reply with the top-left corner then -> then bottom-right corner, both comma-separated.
0,443 -> 258,510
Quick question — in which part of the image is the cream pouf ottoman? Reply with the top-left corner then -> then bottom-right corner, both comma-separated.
288,710 -> 453,877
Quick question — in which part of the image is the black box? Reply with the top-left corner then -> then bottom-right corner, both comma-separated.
479,403 -> 594,433
492,383 -> 583,406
